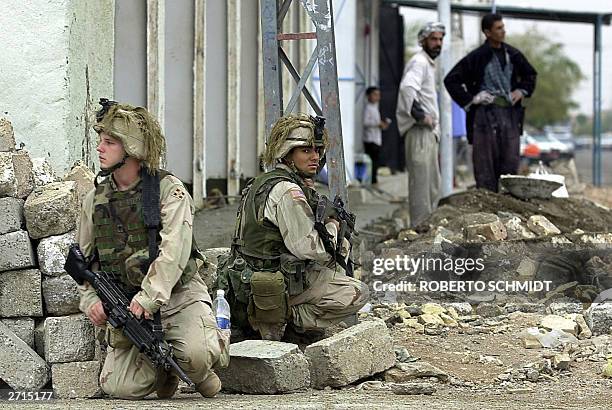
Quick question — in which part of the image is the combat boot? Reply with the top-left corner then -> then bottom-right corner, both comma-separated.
155,371 -> 180,399
196,371 -> 222,398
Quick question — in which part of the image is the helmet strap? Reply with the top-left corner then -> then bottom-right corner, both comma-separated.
98,153 -> 129,177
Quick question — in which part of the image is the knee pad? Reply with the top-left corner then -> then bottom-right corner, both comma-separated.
248,271 -> 289,326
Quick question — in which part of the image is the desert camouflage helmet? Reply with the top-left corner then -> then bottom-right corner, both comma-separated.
93,99 -> 166,171
262,114 -> 328,167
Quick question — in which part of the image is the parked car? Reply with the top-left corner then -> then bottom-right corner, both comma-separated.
574,135 -> 592,149
530,133 -> 572,161
520,134 -> 541,163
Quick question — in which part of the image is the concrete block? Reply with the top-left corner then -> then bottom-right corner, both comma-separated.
0,321 -> 49,390
37,231 -> 77,277
0,269 -> 42,317
217,340 -> 310,394
504,216 -> 536,240
527,215 -> 561,236
305,320 -> 395,389
12,150 -> 34,198
540,314 -> 578,335
0,230 -> 35,272
51,361 -> 101,398
0,197 -> 24,234
24,181 -> 79,239
31,157 -> 58,188
0,118 -> 16,152
585,303 -> 612,335
43,314 -> 95,363
0,318 -> 35,349
42,274 -> 80,316
465,219 -> 507,241
0,152 -> 18,197
62,161 -> 94,204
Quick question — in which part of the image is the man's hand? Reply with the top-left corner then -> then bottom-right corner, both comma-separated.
473,90 -> 495,105
87,301 -> 108,326
511,89 -> 524,105
421,115 -> 435,129
129,298 -> 151,320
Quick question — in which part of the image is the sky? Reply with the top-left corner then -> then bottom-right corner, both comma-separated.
399,0 -> 612,115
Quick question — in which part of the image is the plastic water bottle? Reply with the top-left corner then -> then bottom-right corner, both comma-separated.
212,289 -> 231,330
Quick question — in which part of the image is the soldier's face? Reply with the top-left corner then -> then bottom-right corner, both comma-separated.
288,146 -> 320,176
97,132 -> 125,169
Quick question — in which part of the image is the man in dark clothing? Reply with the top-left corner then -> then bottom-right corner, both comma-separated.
444,13 -> 537,192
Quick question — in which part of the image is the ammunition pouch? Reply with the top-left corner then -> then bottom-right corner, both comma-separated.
248,270 -> 289,326
105,325 -> 133,349
214,253 -> 252,329
280,253 -> 306,296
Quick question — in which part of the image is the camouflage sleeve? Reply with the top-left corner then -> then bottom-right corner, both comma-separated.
133,175 -> 194,314
77,188 -> 101,314
264,181 -> 338,263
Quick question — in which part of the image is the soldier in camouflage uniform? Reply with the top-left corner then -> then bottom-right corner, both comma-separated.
77,101 -> 224,400
216,114 -> 369,341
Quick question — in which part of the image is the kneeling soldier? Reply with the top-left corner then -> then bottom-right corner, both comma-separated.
78,100 -> 224,399
216,114 -> 369,341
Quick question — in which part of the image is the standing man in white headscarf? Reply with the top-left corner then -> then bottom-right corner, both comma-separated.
396,22 -> 445,228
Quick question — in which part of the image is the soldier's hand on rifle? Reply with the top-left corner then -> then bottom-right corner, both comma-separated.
129,298 -> 152,320
87,300 -> 108,326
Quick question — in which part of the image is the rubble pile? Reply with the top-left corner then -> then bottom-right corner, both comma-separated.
0,118 -> 99,398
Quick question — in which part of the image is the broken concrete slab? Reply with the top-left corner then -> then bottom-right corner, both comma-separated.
504,216 -> 536,240
51,361 -> 101,398
0,197 -> 24,235
585,303 -> 612,336
62,161 -> 94,204
476,302 -> 505,318
305,320 -> 395,389
465,219 -> 507,241
42,274 -> 81,316
12,150 -> 34,198
43,314 -> 95,363
0,318 -> 35,349
216,340 -> 309,394
0,152 -> 18,197
0,321 -> 50,390
0,118 -> 16,152
0,269 -> 42,317
31,157 -> 58,188
540,314 -> 578,335
527,215 -> 561,236
37,231 -> 76,277
384,362 -> 449,383
0,230 -> 35,272
24,181 -> 79,239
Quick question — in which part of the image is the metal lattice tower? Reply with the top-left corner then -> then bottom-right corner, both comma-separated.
260,0 -> 348,203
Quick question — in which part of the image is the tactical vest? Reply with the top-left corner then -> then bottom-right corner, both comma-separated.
232,168 -> 317,270
92,171 -> 199,294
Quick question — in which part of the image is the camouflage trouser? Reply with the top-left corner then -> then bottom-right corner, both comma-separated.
289,265 -> 369,330
99,301 -> 221,399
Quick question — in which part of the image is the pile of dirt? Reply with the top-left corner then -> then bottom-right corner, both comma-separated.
427,189 -> 612,233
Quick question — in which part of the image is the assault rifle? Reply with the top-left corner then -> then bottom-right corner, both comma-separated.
64,244 -> 195,387
314,194 -> 357,276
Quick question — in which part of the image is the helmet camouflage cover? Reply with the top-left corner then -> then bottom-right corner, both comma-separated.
93,99 -> 166,171
262,113 -> 328,167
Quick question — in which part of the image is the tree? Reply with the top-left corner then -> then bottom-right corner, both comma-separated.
506,28 -> 584,129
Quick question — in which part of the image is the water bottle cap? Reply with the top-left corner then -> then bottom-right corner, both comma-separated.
216,289 -> 225,297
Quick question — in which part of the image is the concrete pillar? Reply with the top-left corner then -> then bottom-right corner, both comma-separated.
0,0 -> 114,175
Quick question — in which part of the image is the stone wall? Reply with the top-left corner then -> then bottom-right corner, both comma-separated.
0,119 -> 99,397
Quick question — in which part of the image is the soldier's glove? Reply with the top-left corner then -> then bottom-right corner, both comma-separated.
472,90 -> 495,105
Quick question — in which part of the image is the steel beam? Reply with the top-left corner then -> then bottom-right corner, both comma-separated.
261,0 -> 284,138
592,15 -> 603,186
310,0 -> 348,204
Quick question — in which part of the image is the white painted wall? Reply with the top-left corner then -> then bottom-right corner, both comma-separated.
0,0 -> 114,174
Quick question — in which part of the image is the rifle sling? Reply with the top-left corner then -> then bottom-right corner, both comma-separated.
140,168 -> 164,342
